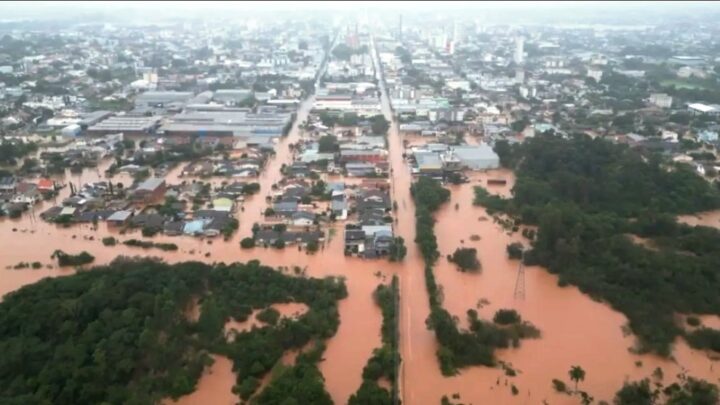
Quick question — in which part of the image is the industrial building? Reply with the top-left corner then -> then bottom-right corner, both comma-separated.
87,116 -> 162,136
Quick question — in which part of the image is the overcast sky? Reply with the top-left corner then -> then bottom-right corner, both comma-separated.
1,1 -> 718,23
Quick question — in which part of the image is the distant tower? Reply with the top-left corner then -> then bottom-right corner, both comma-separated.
515,68 -> 524,84
398,14 -> 403,42
452,19 -> 458,45
514,36 -> 525,65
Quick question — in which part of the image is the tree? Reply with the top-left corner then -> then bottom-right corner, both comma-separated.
493,309 -> 521,325
318,135 -> 339,153
569,365 -> 586,392
448,247 -> 480,272
240,237 -> 255,249
510,118 -> 529,132
388,237 -> 407,261
666,376 -> 720,404
552,379 -> 568,393
614,379 -> 654,405
493,140 -> 517,168
506,243 -> 524,259
370,115 -> 390,135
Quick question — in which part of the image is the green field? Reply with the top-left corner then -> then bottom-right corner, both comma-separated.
660,78 -> 708,90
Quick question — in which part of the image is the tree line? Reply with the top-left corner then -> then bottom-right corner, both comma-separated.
411,177 -> 539,376
0,258 -> 347,404
349,276 -> 401,405
481,133 -> 720,356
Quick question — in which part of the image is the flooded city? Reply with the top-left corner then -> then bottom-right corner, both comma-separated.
1,2 -> 720,405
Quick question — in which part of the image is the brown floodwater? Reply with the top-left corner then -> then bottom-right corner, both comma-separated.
224,302 -> 309,339
164,355 -> 237,405
0,95 -> 394,405
2,45 -> 720,405
678,210 -> 720,229
371,36 -> 718,404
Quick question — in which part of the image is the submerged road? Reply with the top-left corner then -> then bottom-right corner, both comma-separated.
232,32 -> 339,243
371,32 -> 425,405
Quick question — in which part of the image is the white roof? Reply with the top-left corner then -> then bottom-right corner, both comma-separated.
688,103 -> 716,113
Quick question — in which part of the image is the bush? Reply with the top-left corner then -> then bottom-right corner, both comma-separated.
123,239 -> 177,251
552,379 -> 568,393
493,309 -> 522,325
306,240 -> 319,253
142,226 -> 160,237
240,237 -> 255,249
31,262 -> 42,269
102,237 -> 117,246
52,250 -> 95,267
242,183 -> 260,195
273,239 -> 286,249
686,316 -> 701,327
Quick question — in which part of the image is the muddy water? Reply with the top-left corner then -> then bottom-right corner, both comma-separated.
3,39 -> 719,405
369,35 -> 719,404
678,209 -> 720,229
224,302 -> 309,337
164,355 -> 237,405
0,103 -> 391,405
421,180 -> 718,403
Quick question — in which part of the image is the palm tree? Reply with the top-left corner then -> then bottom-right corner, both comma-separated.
569,365 -> 586,392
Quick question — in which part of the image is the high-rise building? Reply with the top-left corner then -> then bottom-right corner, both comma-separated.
398,14 -> 403,42
514,36 -> 524,64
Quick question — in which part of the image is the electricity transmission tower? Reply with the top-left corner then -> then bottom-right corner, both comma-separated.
513,250 -> 526,300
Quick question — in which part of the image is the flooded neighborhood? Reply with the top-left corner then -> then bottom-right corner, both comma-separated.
1,2 -> 720,405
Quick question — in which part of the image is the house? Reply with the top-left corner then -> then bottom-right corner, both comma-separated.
649,93 -> 673,108
344,228 -> 366,254
255,229 -> 323,246
107,210 -> 133,225
130,213 -> 165,229
346,162 -> 376,177
164,221 -> 185,236
415,152 -> 443,175
357,189 -> 391,212
36,178 -> 55,193
40,206 -> 63,221
365,229 -> 394,258
449,144 -> 500,170
183,219 -> 207,235
331,198 -> 348,218
339,149 -> 387,163
59,206 -> 77,217
291,211 -> 316,226
12,187 -> 41,205
0,177 -> 17,192
204,216 -> 232,237
285,162 -> 311,178
273,201 -> 299,216
212,197 -> 234,212
133,178 -> 166,202
698,130 -> 719,143
76,210 -> 114,223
